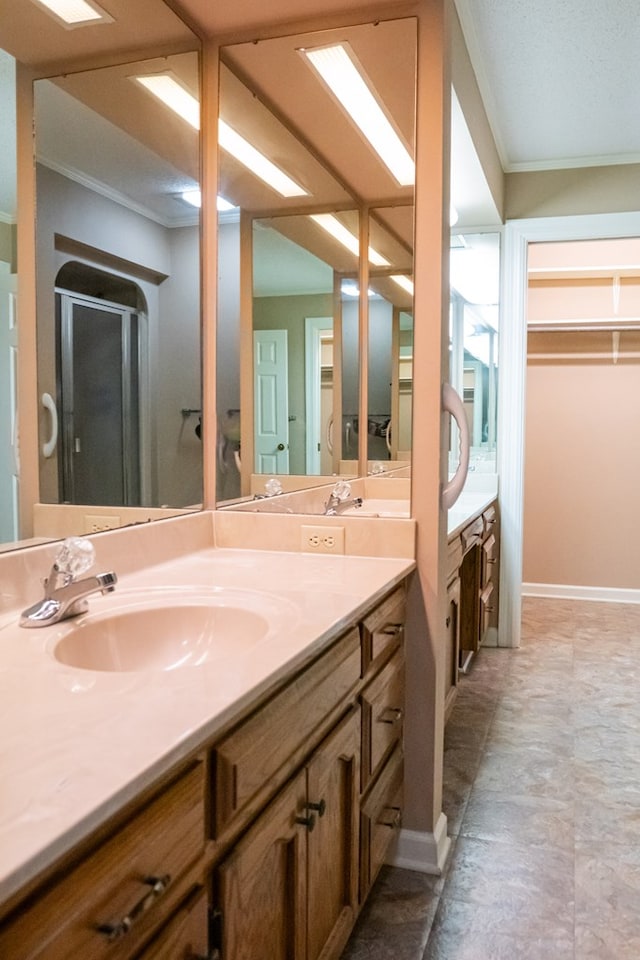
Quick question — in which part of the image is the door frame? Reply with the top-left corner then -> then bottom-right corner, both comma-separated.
305,316 -> 333,474
499,211 -> 640,649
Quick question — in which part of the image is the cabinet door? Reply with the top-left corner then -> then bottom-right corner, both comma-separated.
306,707 -> 360,960
445,576 -> 460,721
214,771 -> 307,960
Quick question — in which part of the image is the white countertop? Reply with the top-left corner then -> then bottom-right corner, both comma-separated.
0,546 -> 414,906
447,491 -> 497,539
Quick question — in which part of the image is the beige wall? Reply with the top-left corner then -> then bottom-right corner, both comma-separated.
524,358 -> 640,590
506,162 -> 640,221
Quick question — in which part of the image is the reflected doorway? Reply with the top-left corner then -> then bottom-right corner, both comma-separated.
56,289 -> 142,506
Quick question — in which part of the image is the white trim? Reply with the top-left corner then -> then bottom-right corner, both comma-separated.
507,152 -> 640,173
523,583 -> 640,605
501,210 -> 640,650
386,816 -> 452,876
304,317 -> 332,474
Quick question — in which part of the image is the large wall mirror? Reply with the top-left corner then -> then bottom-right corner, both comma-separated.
0,0 -> 201,551
449,232 -> 500,473
0,48 -> 18,545
216,17 -> 416,504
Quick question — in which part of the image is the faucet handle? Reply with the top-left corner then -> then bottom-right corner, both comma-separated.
331,480 -> 351,501
54,537 -> 96,577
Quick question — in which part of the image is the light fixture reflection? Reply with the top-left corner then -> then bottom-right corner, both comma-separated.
302,43 -> 414,187
135,74 -> 200,130
31,0 -> 112,25
310,213 -> 390,267
218,120 -> 308,198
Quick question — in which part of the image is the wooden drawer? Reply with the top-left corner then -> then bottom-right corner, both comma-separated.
447,536 -> 463,583
0,761 -> 206,960
482,532 -> 497,586
483,503 -> 497,534
361,586 -> 406,676
136,886 -> 209,960
213,627 -> 361,836
360,746 -> 403,900
461,515 -> 484,553
361,647 -> 404,790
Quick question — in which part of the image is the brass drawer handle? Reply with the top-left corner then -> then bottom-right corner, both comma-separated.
486,557 -> 497,564
381,623 -> 404,638
97,874 -> 171,941
378,805 -> 401,829
378,707 -> 403,725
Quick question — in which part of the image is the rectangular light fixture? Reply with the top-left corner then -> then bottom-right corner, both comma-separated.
391,275 -> 414,296
218,120 -> 308,198
135,74 -> 200,130
302,43 -> 415,187
310,213 -> 390,267
31,0 -> 113,26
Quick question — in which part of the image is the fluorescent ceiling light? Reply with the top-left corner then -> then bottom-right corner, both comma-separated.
302,43 -> 414,187
218,120 -> 307,198
340,281 -> 376,298
217,195 -> 236,212
450,204 -> 459,227
310,213 -> 390,267
135,74 -> 200,130
391,275 -> 414,296
31,0 -> 112,25
181,189 -> 201,208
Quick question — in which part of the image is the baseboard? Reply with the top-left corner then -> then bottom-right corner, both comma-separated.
522,582 -> 640,605
386,814 -> 452,875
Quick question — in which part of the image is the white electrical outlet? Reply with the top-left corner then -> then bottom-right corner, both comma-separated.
301,524 -> 345,554
84,515 -> 121,534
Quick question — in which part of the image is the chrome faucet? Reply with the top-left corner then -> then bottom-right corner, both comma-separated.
323,481 -> 363,516
323,494 -> 363,516
20,537 -> 117,628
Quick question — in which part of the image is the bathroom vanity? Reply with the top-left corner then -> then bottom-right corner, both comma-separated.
445,495 -> 500,719
0,534 -> 411,960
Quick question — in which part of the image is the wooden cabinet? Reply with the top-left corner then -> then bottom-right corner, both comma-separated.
0,761 -> 207,960
0,581 -> 407,960
213,707 -> 360,960
445,501 -> 499,717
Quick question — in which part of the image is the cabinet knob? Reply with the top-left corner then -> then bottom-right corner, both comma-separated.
295,813 -> 316,832
378,707 -> 403,725
307,798 -> 326,817
97,874 -> 171,941
381,623 -> 404,638
445,615 -> 451,628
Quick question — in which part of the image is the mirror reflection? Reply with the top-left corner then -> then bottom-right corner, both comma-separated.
216,17 -> 417,506
449,232 -> 500,472
34,52 -> 202,518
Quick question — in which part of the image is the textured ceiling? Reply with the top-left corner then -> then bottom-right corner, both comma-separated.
454,0 -> 640,172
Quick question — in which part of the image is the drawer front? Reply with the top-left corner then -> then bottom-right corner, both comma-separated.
447,536 -> 463,583
0,761 -> 205,960
214,627 -> 361,836
361,586 -> 406,676
136,886 -> 209,960
361,648 -> 404,790
360,747 -> 403,900
461,515 -> 484,553
482,533 -> 497,586
483,504 -> 497,534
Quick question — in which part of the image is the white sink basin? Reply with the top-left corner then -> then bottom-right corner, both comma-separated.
50,588 -> 294,673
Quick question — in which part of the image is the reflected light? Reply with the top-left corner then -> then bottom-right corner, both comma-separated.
391,275 -> 414,296
310,213 -> 390,266
301,43 -> 415,187
219,120 -> 308,198
31,0 -> 112,25
135,74 -> 200,130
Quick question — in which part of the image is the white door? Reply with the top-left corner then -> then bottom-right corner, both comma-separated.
254,329 -> 289,473
0,263 -> 18,543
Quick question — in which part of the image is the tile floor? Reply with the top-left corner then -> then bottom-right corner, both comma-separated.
341,596 -> 640,959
